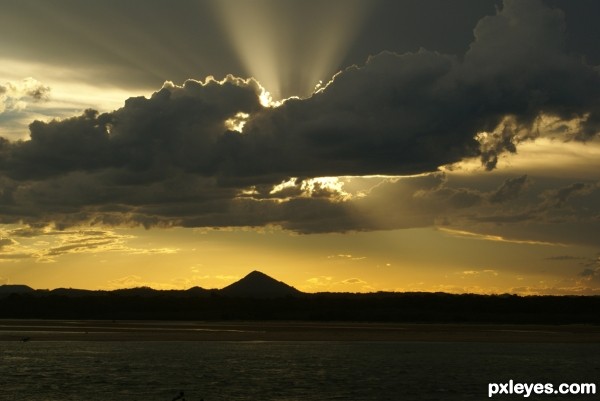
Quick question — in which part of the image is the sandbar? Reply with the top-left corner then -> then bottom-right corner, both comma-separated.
1,320 -> 599,342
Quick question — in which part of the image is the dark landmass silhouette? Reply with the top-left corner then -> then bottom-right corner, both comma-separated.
1,271 -> 599,324
0,284 -> 34,295
220,270 -> 302,298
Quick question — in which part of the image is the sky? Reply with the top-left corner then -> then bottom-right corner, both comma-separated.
0,0 -> 599,294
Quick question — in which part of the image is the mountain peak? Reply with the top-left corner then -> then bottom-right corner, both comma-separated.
220,271 -> 302,298
246,270 -> 270,279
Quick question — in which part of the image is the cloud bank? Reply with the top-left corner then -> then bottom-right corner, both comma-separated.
0,0 -> 598,237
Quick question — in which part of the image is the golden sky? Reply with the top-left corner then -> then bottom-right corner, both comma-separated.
0,0 -> 599,294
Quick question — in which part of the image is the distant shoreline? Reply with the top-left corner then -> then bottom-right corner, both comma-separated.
3,288 -> 600,324
1,320 -> 599,343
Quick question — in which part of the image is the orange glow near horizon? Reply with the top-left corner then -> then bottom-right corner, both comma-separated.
0,224 -> 594,296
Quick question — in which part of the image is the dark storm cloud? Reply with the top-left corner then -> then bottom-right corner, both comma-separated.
4,77 -> 262,180
470,180 -> 599,225
463,0 -> 600,140
451,177 -> 600,248
488,175 -> 529,203
272,173 -> 543,234
234,0 -> 600,175
541,182 -> 598,209
237,50 -> 481,177
0,0 -> 599,233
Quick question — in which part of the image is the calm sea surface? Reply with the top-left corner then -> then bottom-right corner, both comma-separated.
1,341 -> 599,401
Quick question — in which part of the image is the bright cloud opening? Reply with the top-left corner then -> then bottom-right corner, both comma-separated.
224,112 -> 250,132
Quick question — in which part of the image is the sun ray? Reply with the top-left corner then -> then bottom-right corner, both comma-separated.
210,0 -> 370,100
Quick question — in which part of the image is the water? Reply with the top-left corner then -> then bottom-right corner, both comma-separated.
1,341 -> 599,400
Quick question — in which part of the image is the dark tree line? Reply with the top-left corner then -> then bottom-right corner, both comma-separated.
1,291 -> 599,324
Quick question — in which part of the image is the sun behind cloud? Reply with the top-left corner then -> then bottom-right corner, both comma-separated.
210,0 -> 370,100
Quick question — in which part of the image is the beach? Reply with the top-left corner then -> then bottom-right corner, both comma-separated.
1,319 -> 599,342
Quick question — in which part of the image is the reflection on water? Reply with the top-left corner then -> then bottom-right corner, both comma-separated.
1,341 -> 599,400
